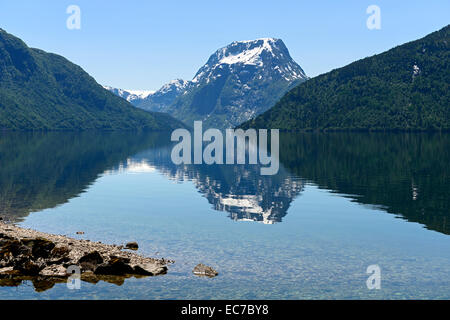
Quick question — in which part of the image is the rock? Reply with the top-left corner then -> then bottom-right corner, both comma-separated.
132,263 -> 167,276
125,242 -> 139,250
21,238 -> 56,259
0,277 -> 23,288
0,266 -> 14,274
78,251 -> 104,271
78,251 -> 104,265
109,255 -> 130,263
94,257 -> 134,275
0,240 -> 31,263
0,222 -> 170,291
39,265 -> 68,277
82,273 -> 126,286
15,260 -> 45,276
0,233 -> 12,240
193,264 -> 218,278
160,258 -> 175,265
80,271 -> 100,284
51,246 -> 70,259
32,278 -> 58,292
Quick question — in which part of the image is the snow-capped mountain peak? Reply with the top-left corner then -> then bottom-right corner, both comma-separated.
106,37 -> 308,128
192,38 -> 307,84
103,86 -> 154,103
158,79 -> 190,94
218,38 -> 279,66
125,89 -> 155,99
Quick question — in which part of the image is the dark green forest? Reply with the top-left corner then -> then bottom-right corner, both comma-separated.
0,29 -> 185,130
241,25 -> 449,131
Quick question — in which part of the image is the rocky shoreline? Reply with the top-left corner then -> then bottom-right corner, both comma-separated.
0,222 -> 171,291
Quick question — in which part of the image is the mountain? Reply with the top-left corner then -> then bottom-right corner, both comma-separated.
135,79 -> 190,112
240,25 -> 450,131
0,29 -> 185,130
102,86 -> 154,104
107,38 -> 307,128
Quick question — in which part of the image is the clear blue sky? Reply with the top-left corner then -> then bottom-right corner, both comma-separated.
0,0 -> 448,90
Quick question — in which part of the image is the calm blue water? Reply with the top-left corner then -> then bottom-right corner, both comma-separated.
0,131 -> 449,299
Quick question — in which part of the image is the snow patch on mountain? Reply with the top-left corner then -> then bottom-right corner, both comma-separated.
218,38 -> 276,66
191,38 -> 307,84
157,79 -> 190,94
103,86 -> 154,103
125,89 -> 155,99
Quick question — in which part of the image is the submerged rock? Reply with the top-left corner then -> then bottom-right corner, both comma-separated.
133,263 -> 168,276
193,264 -> 218,278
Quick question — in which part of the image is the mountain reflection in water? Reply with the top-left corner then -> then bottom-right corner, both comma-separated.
0,131 -> 448,234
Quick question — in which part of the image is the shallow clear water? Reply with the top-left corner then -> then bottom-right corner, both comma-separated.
0,131 -> 449,299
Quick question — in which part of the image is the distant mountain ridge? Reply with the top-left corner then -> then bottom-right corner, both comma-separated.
0,29 -> 185,131
241,25 -> 450,131
102,86 -> 154,104
137,79 -> 190,113
107,38 -> 307,128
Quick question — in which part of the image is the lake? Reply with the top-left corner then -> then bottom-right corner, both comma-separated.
0,131 -> 449,299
